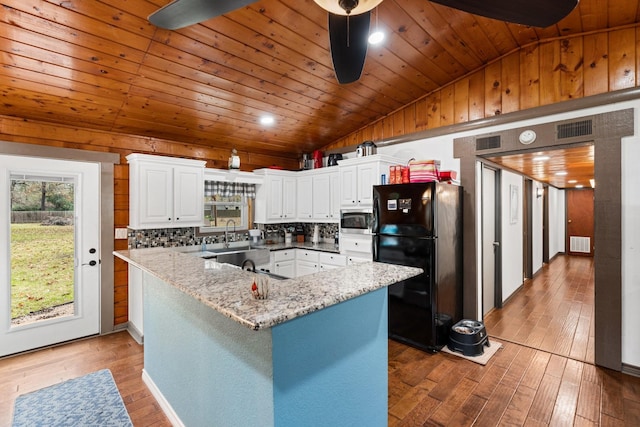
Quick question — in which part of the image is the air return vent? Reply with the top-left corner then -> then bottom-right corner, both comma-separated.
557,119 -> 593,140
476,135 -> 501,151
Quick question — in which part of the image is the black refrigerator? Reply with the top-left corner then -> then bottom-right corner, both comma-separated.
373,182 -> 462,352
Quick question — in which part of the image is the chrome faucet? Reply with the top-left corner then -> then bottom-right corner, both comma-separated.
224,219 -> 236,248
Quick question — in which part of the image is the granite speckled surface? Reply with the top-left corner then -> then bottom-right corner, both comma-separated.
256,241 -> 341,253
114,248 -> 421,330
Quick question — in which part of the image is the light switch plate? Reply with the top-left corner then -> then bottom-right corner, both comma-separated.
115,228 -> 128,239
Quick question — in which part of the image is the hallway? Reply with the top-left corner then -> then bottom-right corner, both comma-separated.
483,255 -> 595,363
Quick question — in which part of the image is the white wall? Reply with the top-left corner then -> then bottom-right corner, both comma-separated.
622,133 -> 640,367
371,100 -> 639,368
531,180 -> 544,274
548,186 -> 566,258
501,171 -> 524,301
378,138 -> 460,176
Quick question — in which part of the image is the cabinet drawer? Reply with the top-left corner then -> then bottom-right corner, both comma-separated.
273,249 -> 295,262
296,249 -> 320,262
341,237 -> 372,254
318,252 -> 346,266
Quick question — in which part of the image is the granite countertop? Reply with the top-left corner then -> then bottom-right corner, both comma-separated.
114,248 -> 422,330
256,241 -> 340,253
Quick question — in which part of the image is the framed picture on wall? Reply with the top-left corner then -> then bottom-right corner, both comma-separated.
510,184 -> 519,224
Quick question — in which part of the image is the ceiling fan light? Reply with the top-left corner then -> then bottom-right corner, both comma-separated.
368,30 -> 384,44
313,0 -> 383,16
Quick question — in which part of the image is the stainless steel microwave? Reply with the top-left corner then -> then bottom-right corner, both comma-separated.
340,210 -> 373,234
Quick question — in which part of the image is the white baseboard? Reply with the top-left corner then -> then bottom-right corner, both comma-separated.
142,369 -> 184,427
126,323 -> 144,345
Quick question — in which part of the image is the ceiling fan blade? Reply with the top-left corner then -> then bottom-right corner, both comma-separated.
149,0 -> 256,30
328,12 -> 371,84
430,0 -> 578,27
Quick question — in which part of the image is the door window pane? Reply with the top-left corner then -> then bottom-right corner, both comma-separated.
10,176 -> 75,326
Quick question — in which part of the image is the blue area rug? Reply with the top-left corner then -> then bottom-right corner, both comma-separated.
12,369 -> 133,427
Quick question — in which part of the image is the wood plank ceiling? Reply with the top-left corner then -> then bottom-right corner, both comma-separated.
0,0 -> 638,166
486,145 -> 595,189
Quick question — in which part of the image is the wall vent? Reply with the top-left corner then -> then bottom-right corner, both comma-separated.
570,236 -> 591,253
557,119 -> 593,140
476,135 -> 501,151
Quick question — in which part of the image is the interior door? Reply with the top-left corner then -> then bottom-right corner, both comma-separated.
482,166 -> 498,316
566,188 -> 594,256
0,155 -> 101,356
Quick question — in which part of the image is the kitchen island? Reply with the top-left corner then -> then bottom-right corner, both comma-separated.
114,248 -> 422,427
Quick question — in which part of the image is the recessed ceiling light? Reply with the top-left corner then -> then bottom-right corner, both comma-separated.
259,115 -> 275,126
590,179 -> 595,188
568,179 -> 577,184
368,30 -> 384,45
533,156 -> 550,161
575,184 -> 584,188
555,171 -> 568,176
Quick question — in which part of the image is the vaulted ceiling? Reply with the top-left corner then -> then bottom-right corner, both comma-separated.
1,0 -> 638,162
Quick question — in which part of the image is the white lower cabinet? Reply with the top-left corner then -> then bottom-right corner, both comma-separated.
340,234 -> 373,263
128,265 -> 143,343
347,255 -> 372,265
319,252 -> 347,271
296,249 -> 319,277
273,249 -> 296,278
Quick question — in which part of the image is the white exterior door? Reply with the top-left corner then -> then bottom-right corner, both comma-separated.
0,155 -> 101,356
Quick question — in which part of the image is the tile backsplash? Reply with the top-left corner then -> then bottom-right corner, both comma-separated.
128,223 -> 339,248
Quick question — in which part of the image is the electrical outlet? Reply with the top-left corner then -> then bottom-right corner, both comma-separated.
115,228 -> 128,239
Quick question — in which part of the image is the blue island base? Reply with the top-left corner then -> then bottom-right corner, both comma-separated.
142,273 -> 389,427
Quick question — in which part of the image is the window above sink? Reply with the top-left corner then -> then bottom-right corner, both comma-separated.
201,195 -> 248,232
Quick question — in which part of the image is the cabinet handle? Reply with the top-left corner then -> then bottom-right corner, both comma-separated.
176,217 -> 180,220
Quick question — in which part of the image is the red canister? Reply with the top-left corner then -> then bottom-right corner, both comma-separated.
401,166 -> 410,183
313,150 -> 323,169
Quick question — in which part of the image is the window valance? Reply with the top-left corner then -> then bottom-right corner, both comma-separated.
204,181 -> 256,199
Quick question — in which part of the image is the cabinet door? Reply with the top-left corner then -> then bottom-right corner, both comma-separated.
267,175 -> 284,220
297,175 -> 313,221
296,260 -> 319,277
139,162 -> 173,226
274,260 -> 295,278
339,165 -> 358,207
357,163 -> 377,206
173,165 -> 204,225
282,176 -> 297,219
312,173 -> 331,220
329,171 -> 341,220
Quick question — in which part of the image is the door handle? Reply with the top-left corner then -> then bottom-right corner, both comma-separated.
493,242 -> 500,247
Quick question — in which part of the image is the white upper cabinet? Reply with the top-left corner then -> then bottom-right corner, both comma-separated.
127,154 -> 205,229
338,155 -> 399,209
254,169 -> 297,223
296,174 -> 313,220
312,171 -> 331,221
294,169 -> 340,223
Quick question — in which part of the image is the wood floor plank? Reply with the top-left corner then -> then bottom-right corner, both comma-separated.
4,256 -> 640,427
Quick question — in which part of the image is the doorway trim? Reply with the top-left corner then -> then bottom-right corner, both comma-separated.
454,108 -> 634,371
0,141 -> 119,335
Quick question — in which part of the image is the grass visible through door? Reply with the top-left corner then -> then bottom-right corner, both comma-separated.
10,223 -> 74,321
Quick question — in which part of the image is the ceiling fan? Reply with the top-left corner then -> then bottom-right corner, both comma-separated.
148,0 -> 579,84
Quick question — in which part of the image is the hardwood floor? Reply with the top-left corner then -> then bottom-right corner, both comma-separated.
483,255 -> 595,363
3,256 -> 639,427
0,332 -> 171,427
